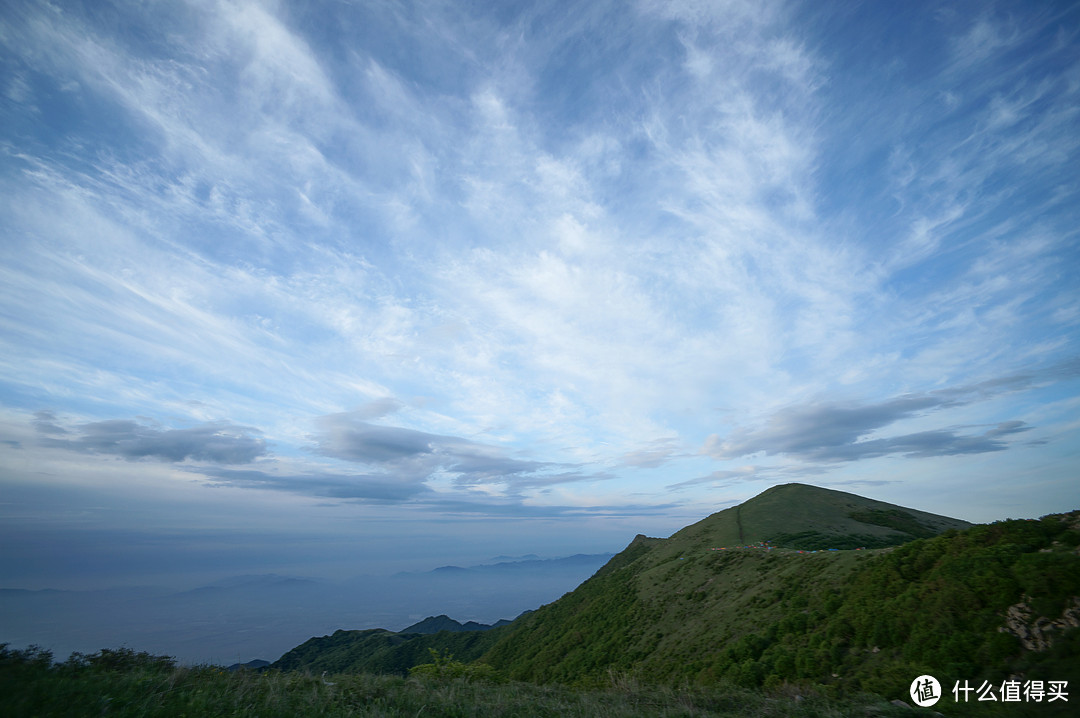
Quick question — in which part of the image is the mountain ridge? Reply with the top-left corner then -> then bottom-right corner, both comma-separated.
399,614 -> 515,634
477,485 -> 1078,697
273,482 -> 1080,710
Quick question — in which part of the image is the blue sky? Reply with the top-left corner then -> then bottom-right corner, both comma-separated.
2,0 -> 1078,589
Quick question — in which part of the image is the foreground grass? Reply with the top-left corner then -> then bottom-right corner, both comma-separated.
1,645 -> 921,718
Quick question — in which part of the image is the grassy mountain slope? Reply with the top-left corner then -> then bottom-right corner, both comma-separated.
479,500 -> 1080,711
473,483 -> 977,687
662,483 -> 972,552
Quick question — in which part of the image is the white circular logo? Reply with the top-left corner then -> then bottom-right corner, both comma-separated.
910,674 -> 941,707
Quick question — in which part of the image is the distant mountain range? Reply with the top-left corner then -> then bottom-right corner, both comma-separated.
225,659 -> 270,672
395,552 -> 615,577
399,614 -> 515,634
274,483 -> 1080,710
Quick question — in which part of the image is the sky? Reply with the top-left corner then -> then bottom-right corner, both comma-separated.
2,0 -> 1079,591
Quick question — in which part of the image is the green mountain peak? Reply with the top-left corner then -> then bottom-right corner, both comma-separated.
665,482 -> 972,554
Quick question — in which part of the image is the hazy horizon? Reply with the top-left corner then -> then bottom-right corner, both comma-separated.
0,552 -> 616,665
2,0 -> 1079,601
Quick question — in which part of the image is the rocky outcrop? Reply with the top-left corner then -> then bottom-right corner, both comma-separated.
1000,596 -> 1080,651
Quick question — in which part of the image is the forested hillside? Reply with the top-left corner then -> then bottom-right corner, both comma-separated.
276,485 -> 1079,715
480,509 -> 1080,709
